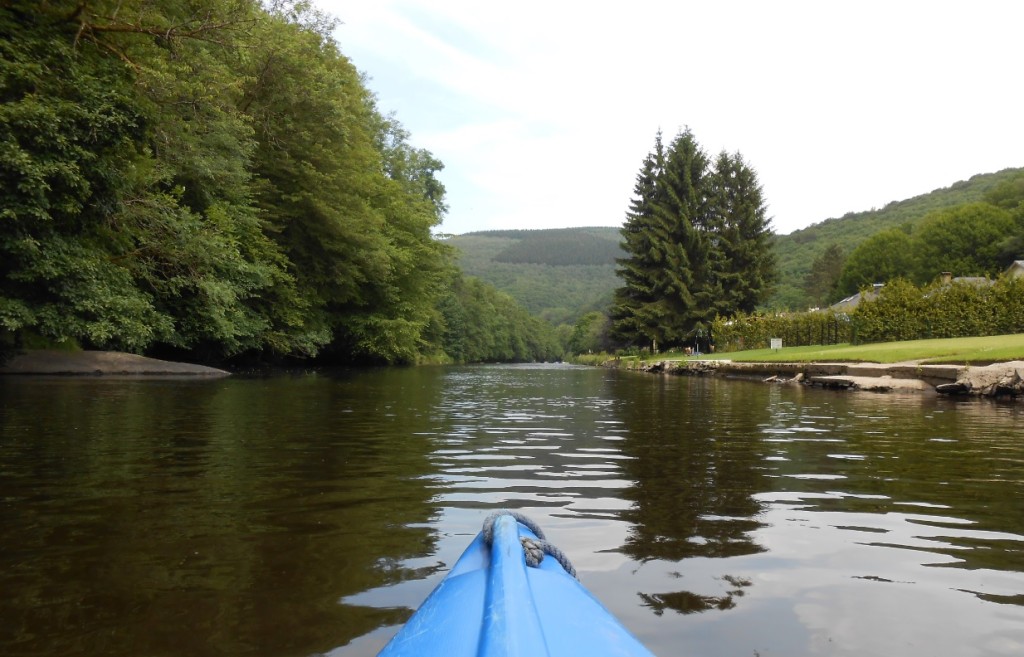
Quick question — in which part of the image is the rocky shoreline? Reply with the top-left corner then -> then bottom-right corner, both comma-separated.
4,349 -> 1023,397
612,358 -> 1024,399
0,350 -> 230,377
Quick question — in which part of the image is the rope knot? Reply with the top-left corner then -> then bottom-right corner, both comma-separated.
520,537 -> 545,567
481,510 -> 578,579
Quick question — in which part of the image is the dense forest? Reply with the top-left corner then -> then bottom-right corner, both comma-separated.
489,229 -> 622,266
0,0 -> 558,365
448,228 -> 621,326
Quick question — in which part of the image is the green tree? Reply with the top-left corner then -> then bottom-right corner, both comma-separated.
835,228 -> 915,296
0,0 -> 329,358
240,4 -> 451,363
910,202 -> 1015,283
1,0 -> 460,365
654,129 -> 714,341
613,128 -> 713,349
612,129 -> 776,350
711,150 -> 776,314
983,171 -> 1024,212
985,173 -> 1024,267
437,275 -> 560,363
611,130 -> 668,349
567,311 -> 612,355
1,4 -> 156,349
803,243 -> 846,307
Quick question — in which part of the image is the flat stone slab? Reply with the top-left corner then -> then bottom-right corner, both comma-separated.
0,350 -> 229,377
809,374 -> 934,393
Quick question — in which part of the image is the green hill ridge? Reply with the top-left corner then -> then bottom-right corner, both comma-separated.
771,167 -> 1024,309
448,167 -> 1024,326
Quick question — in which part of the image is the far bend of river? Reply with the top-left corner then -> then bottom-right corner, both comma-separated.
2,365 -> 1024,657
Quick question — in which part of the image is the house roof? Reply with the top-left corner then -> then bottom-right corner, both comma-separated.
830,283 -> 883,311
951,276 -> 993,287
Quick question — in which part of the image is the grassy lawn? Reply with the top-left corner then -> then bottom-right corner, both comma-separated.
658,334 -> 1024,365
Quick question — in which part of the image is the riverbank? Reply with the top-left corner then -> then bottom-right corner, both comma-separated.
4,347 -> 1021,397
0,350 -> 230,377
610,358 -> 1024,398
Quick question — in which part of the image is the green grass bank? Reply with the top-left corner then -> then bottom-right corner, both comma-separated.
575,333 -> 1024,367
701,334 -> 1024,365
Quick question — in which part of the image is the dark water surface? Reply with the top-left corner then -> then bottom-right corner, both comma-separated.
2,364 -> 1023,656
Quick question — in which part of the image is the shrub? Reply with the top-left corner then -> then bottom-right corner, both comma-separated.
712,309 -> 850,352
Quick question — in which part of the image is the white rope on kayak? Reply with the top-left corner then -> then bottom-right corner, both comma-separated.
482,510 -> 578,579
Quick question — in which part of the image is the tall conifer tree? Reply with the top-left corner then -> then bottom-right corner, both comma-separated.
649,129 -> 711,346
613,130 -> 776,350
612,131 -> 666,349
711,151 -> 776,314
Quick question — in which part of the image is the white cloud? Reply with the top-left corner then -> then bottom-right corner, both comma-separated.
322,0 -> 1024,235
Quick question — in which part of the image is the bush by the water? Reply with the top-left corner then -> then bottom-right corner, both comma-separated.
854,276 -> 1024,343
712,275 -> 1024,351
712,309 -> 850,352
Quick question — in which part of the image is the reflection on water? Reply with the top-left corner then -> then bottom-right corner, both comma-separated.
2,365 -> 1024,657
0,371 -> 446,656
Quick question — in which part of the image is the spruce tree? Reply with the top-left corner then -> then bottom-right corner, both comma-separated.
611,131 -> 667,350
613,130 -> 777,351
803,243 -> 845,307
711,151 -> 777,314
650,129 -> 712,346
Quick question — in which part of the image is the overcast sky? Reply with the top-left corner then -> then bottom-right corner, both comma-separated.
319,1 -> 1023,236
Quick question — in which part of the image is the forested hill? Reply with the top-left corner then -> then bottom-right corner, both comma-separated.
448,227 -> 623,325
770,167 -> 1024,309
478,228 -> 623,266
451,168 -> 1024,322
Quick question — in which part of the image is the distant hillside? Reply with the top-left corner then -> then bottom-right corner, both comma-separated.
448,167 -> 1024,322
447,227 -> 623,326
770,167 -> 1024,309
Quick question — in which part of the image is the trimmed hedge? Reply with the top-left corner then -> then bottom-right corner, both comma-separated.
854,276 -> 1024,343
712,274 -> 1024,351
712,309 -> 851,352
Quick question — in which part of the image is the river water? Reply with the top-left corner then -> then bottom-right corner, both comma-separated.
2,364 -> 1023,656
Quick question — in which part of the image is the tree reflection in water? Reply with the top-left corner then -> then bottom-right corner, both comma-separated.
609,373 -> 773,613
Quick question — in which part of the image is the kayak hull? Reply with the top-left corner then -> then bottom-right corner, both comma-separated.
378,514 -> 653,657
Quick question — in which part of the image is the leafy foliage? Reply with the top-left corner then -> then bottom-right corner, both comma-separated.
8,1 -> 1016,365
834,200 -> 1018,296
834,228 -> 916,296
437,275 -> 561,363
712,310 -> 851,353
567,311 -> 614,354
853,275 -> 1024,343
2,0 -> 520,365
715,272 -> 1024,352
803,243 -> 846,307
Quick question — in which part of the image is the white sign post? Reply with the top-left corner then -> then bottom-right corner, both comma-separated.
770,338 -> 782,351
